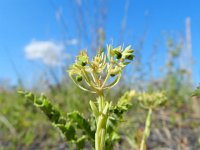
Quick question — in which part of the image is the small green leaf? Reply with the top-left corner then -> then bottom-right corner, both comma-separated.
18,91 -> 35,102
76,136 -> 87,149
58,117 -> 66,125
64,123 -> 76,141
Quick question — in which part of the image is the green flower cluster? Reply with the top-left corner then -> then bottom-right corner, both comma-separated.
138,92 -> 167,109
68,45 -> 134,94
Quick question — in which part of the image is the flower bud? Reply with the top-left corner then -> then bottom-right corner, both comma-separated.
76,75 -> 82,82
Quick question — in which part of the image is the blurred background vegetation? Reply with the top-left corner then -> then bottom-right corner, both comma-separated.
0,0 -> 200,149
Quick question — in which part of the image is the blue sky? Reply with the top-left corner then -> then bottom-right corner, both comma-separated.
0,0 -> 200,87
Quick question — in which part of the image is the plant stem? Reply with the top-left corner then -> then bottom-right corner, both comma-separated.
140,108 -> 152,150
95,94 -> 108,150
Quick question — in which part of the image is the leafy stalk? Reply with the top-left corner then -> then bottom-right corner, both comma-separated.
18,91 -> 95,149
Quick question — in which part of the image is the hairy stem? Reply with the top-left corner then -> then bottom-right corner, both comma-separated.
140,108 -> 152,150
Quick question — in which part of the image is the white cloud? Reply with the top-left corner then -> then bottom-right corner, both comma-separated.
24,40 -> 66,66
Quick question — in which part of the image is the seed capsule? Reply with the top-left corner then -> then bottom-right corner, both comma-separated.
110,73 -> 116,77
110,66 -> 120,77
81,61 -> 87,66
114,51 -> 122,59
125,55 -> 134,60
76,75 -> 82,82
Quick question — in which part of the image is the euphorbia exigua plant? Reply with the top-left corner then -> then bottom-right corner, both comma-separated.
68,45 -> 134,150
19,45 -> 135,150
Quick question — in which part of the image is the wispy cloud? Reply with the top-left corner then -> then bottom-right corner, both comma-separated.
66,38 -> 79,46
55,7 -> 62,22
24,40 -> 67,66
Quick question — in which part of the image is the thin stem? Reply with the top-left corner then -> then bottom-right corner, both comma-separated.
140,108 -> 152,150
101,73 -> 110,88
88,61 -> 101,87
70,75 -> 96,93
81,69 -> 96,87
91,71 -> 97,83
93,71 -> 101,87
101,64 -> 112,88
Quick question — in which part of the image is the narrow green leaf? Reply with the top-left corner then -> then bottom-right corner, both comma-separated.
89,101 -> 99,118
76,136 -> 87,150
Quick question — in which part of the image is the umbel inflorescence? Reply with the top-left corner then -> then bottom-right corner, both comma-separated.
68,45 -> 134,94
